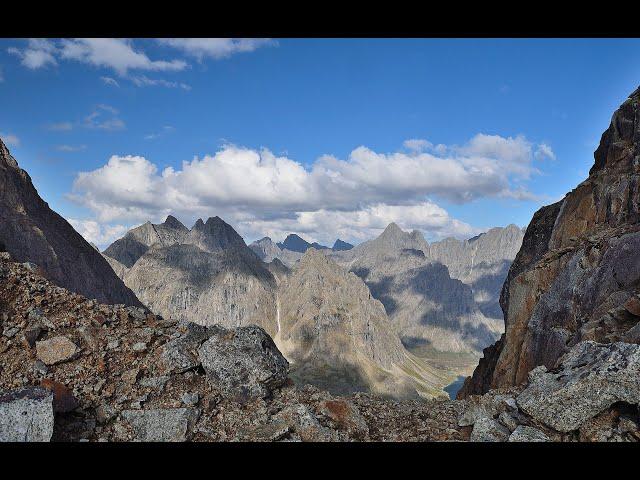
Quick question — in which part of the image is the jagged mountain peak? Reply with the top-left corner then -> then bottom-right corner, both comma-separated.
185,215 -> 246,252
0,137 -> 19,169
332,238 -> 353,251
162,215 -> 187,231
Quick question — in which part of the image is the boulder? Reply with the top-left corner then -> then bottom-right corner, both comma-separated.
0,387 -> 54,441
469,417 -> 510,442
120,408 -> 200,442
508,425 -> 549,442
516,341 -> 640,432
198,325 -> 289,402
36,336 -> 79,365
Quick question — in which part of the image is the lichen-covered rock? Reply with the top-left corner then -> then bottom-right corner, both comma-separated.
516,341 -> 640,432
198,325 -> 289,402
0,387 -> 54,441
469,417 -> 510,442
508,425 -> 549,442
120,408 -> 200,442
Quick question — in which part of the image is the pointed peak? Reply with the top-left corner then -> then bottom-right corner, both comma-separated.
332,239 -> 354,251
0,137 -> 19,169
384,222 -> 403,233
162,215 -> 186,230
193,218 -> 205,230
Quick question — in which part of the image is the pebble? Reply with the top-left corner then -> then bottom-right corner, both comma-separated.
181,392 -> 199,406
132,342 -> 147,353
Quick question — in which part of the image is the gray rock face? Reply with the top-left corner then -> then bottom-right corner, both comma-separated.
516,341 -> 640,433
0,137 -> 141,307
460,87 -> 640,397
249,236 -> 303,267
120,408 -> 200,442
198,325 -> 289,401
0,387 -> 54,442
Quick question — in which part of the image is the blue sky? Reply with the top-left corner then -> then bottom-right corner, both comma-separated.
1,38 -> 639,248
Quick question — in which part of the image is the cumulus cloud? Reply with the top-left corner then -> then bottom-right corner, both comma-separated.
67,218 -> 129,248
157,38 -> 275,60
68,134 -> 548,244
1,133 -> 20,146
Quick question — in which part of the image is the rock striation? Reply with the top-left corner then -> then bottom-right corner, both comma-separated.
0,137 -> 141,307
459,86 -> 640,397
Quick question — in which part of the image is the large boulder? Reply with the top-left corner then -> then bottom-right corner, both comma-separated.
0,387 -> 54,442
516,341 -> 640,432
198,325 -> 289,402
120,408 -> 200,442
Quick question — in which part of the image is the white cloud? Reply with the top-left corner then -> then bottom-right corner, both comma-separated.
8,39 -> 57,69
59,38 -> 186,75
535,143 -> 556,161
157,38 -> 275,60
56,144 -> 86,152
130,75 -> 191,90
100,76 -> 119,87
67,218 -> 129,248
403,138 -> 432,152
1,133 -> 20,146
68,135 -> 548,244
83,104 -> 125,131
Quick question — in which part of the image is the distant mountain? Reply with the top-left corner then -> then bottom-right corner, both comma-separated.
331,223 -> 502,354
0,137 -> 141,307
104,216 -> 278,335
277,233 -> 329,253
428,225 -> 525,319
276,248 -> 450,399
103,215 -> 189,268
332,239 -> 353,251
248,237 -> 303,266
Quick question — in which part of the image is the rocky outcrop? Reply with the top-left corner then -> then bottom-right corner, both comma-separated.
459,86 -> 640,397
0,387 -> 54,441
276,248 -> 452,399
0,137 -> 141,307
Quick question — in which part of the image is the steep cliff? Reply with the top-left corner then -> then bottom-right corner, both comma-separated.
0,137 -> 141,307
459,86 -> 640,397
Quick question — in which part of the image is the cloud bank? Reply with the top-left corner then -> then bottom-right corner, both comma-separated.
69,134 -> 550,247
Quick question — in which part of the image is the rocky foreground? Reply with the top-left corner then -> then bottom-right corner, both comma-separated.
1,253 -> 638,442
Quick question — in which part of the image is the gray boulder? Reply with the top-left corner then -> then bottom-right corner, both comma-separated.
198,325 -> 289,402
0,387 -> 54,442
517,341 -> 640,432
120,408 -> 200,442
469,417 -> 510,442
508,425 -> 549,442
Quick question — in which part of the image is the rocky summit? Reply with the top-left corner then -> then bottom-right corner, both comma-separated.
459,86 -> 640,398
0,138 -> 141,307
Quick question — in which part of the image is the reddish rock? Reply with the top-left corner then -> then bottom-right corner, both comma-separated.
40,378 -> 79,413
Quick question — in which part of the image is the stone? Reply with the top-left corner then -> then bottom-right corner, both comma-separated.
0,387 -> 54,441
469,417 -> 510,442
33,360 -> 48,375
40,378 -> 79,413
23,326 -> 43,347
3,326 -> 19,338
120,408 -> 200,442
508,425 -> 550,442
96,404 -> 117,424
624,295 -> 640,317
139,375 -> 170,391
198,325 -> 289,402
517,341 -> 640,433
131,342 -> 147,353
317,399 -> 369,439
121,368 -> 140,385
498,411 -> 519,432
181,392 -> 199,406
36,336 -> 79,365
